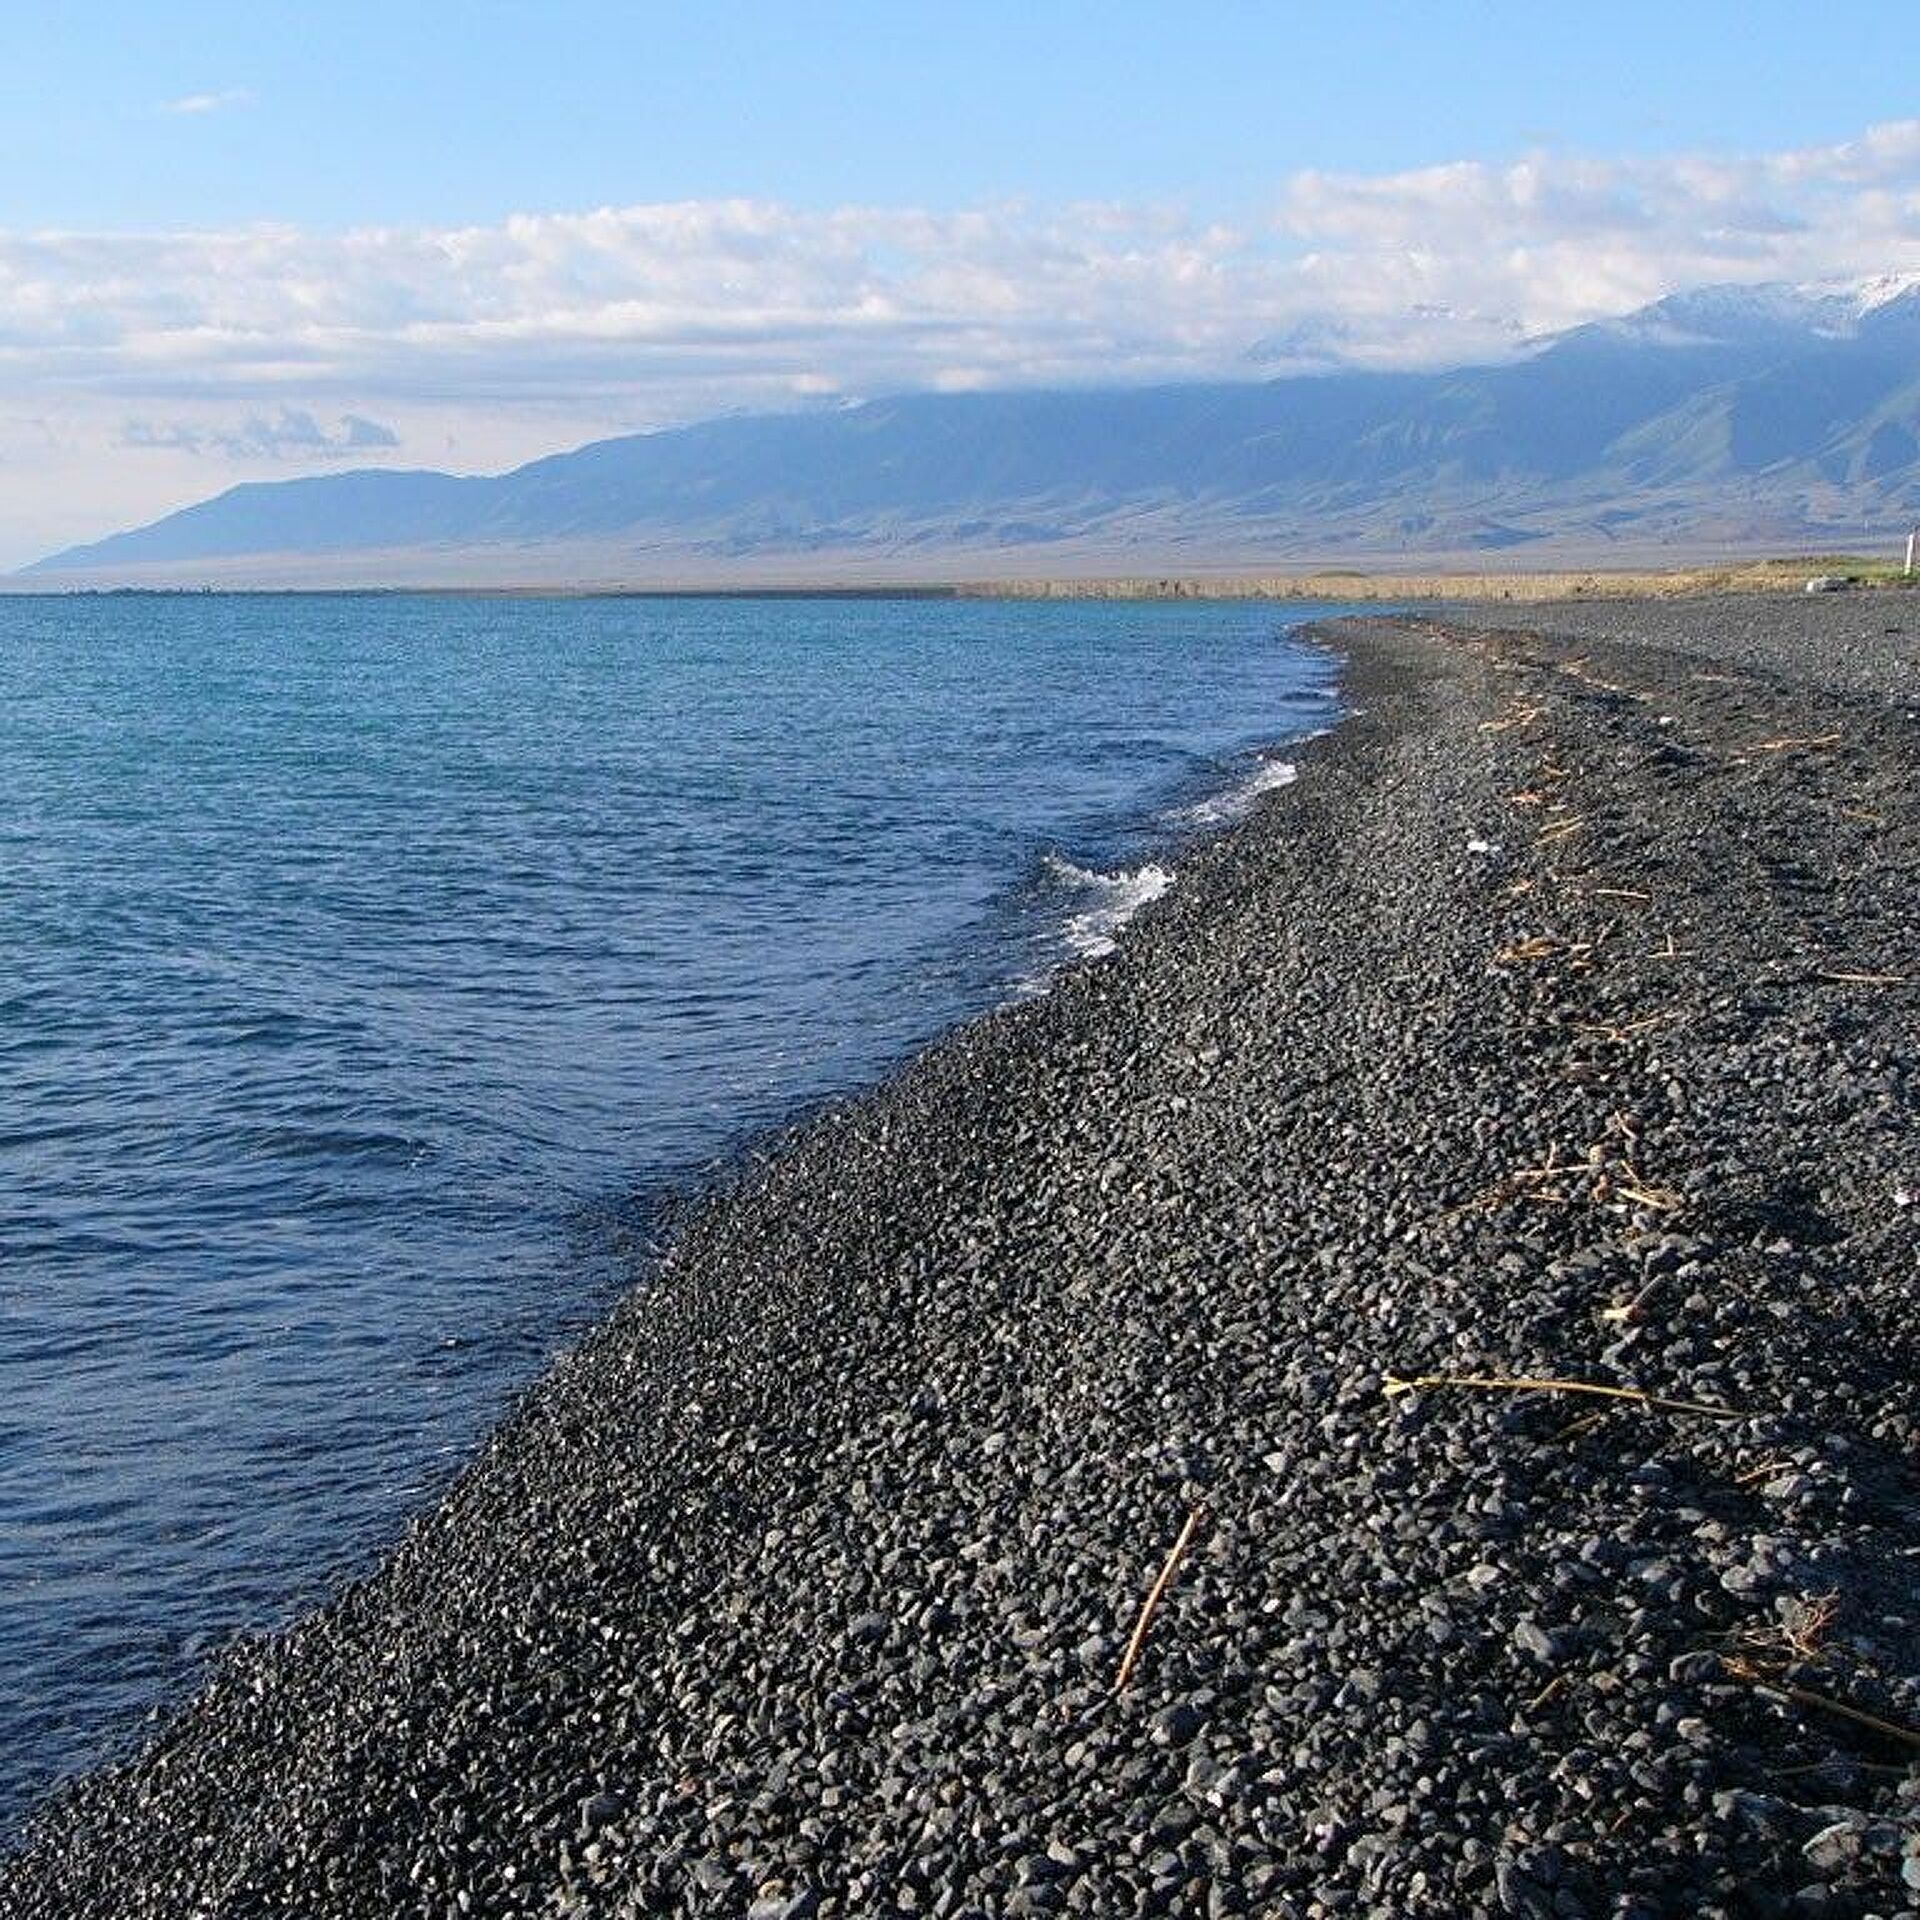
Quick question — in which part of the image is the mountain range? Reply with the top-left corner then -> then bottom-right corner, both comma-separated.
24,276 -> 1920,586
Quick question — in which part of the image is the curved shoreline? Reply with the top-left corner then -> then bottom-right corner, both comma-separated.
7,596 -> 1918,1917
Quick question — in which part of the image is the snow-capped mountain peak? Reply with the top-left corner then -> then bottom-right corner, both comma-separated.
1849,268 -> 1920,316
1526,271 -> 1920,359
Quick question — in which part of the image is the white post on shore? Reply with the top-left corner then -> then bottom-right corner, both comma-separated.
1907,529 -> 1917,578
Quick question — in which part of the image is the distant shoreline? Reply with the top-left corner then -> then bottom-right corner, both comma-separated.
6,556 -> 1915,604
961,558 -> 1916,601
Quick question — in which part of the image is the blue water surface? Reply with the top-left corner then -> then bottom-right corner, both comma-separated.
0,591 -> 1343,1833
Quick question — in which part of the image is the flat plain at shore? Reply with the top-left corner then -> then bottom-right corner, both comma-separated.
966,564 -> 1920,604
5,595 -> 1918,1918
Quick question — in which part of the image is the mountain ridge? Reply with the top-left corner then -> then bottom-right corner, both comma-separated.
25,277 -> 1920,585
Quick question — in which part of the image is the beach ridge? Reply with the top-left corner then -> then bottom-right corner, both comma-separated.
6,594 -> 1917,1917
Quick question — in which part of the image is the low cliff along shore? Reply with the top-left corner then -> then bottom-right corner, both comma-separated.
7,595 -> 1918,1919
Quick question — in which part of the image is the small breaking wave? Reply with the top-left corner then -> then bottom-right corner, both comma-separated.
1043,854 -> 1175,962
1168,751 -> 1303,829
1019,743 -> 1319,992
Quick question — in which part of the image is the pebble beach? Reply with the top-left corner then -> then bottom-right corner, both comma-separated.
5,592 -> 1918,1918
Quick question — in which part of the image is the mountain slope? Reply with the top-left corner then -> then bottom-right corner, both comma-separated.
28,279 -> 1920,583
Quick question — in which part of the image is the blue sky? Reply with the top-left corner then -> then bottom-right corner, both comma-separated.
7,1 -> 1915,227
4,1 -> 1919,565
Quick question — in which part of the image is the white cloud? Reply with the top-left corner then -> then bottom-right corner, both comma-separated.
122,408 -> 399,459
3,118 -> 1918,566
1273,122 -> 1920,335
158,89 -> 255,117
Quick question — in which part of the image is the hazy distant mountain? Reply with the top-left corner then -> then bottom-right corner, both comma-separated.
26,276 -> 1920,585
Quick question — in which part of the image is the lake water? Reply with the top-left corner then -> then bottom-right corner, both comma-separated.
0,591 -> 1343,1834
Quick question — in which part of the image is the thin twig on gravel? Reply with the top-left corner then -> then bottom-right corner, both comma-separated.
1609,1168 -> 1682,1212
1456,1140 -> 1680,1220
1113,1505 -> 1208,1695
1576,1013 -> 1678,1043
1815,970 -> 1915,988
1382,1374 -> 1744,1419
1450,1149 -> 1574,1215
1526,1674 -> 1571,1712
1719,1662 -> 1920,1751
1598,1278 -> 1663,1325
1493,935 -> 1594,966
1745,732 -> 1845,755
1734,1591 -> 1840,1662
1558,658 -> 1643,697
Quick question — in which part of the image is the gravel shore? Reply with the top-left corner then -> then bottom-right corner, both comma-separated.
6,594 -> 1918,1918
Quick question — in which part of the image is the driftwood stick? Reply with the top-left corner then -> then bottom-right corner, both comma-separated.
1748,732 -> 1844,754
1382,1373 -> 1743,1420
1113,1505 -> 1208,1694
1722,1661 -> 1920,1751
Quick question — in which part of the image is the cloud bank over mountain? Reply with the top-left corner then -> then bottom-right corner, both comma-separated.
29,273 -> 1920,586
4,119 -> 1917,568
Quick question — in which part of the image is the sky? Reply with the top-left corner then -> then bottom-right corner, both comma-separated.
4,0 -> 1919,568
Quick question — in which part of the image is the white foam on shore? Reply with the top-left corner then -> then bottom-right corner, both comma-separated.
1170,749 -> 1306,830
1043,854 -> 1175,961
1018,737 -> 1323,993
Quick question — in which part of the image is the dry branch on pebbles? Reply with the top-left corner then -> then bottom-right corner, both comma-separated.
5,595 -> 1919,1919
